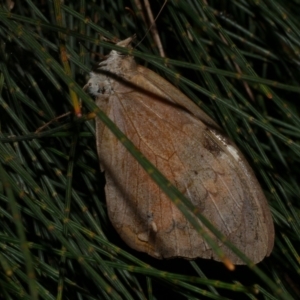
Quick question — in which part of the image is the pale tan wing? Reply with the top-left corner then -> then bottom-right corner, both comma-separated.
137,66 -> 275,260
95,69 -> 274,264
136,65 -> 221,130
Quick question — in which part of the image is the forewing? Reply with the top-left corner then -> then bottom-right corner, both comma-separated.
95,71 -> 274,264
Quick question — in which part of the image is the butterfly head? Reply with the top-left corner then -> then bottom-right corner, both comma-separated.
86,36 -> 137,96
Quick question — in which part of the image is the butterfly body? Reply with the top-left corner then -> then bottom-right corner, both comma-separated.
86,37 -> 274,264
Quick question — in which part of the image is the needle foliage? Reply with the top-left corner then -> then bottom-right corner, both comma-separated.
0,1 -> 299,299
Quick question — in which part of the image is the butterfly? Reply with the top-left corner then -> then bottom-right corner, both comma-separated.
84,36 -> 274,264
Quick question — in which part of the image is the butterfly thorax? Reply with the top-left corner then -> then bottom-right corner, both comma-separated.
86,37 -> 137,97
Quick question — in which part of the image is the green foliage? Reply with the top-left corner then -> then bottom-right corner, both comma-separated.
0,0 -> 299,299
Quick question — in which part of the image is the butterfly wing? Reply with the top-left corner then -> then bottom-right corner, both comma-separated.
95,66 -> 274,264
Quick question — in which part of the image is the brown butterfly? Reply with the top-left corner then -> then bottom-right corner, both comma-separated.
84,36 -> 274,264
